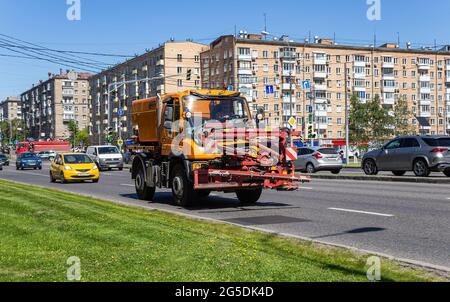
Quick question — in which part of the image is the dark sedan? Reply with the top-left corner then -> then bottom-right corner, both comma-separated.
0,154 -> 9,166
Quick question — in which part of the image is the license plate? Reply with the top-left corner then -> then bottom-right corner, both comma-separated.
78,173 -> 90,177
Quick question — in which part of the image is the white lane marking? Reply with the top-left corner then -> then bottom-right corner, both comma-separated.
301,187 -> 314,190
121,184 -> 134,187
328,207 -> 395,217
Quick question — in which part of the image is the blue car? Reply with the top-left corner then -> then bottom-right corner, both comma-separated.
16,152 -> 42,170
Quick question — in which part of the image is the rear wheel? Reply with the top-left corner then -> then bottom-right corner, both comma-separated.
135,163 -> 155,201
306,163 -> 316,174
363,159 -> 378,175
236,187 -> 263,204
331,170 -> 341,175
443,169 -> 450,177
413,159 -> 430,177
171,164 -> 196,207
392,171 -> 406,176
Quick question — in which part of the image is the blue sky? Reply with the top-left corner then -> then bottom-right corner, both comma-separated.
0,0 -> 449,99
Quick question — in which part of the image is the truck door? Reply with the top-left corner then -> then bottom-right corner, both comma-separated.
161,98 -> 181,156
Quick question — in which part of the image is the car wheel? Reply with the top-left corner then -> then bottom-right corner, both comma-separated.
171,164 -> 196,207
363,159 -> 378,175
413,159 -> 430,177
93,179 -> 99,183
50,172 -> 56,183
119,167 -> 123,171
444,169 -> 450,177
236,187 -> 263,204
331,170 -> 341,175
60,172 -> 68,184
392,171 -> 406,176
306,163 -> 316,174
135,163 -> 155,201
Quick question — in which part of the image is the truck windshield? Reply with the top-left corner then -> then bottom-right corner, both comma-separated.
183,96 -> 249,123
98,147 -> 120,154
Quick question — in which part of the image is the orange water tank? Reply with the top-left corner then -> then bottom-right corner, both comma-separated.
132,97 -> 160,143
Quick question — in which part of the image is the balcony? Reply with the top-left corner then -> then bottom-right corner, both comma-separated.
353,86 -> 366,92
418,63 -> 430,71
238,54 -> 252,61
353,72 -> 366,79
382,73 -> 395,80
156,59 -> 164,66
282,97 -> 296,103
314,54 -> 327,65
419,75 -> 431,82
238,68 -> 253,75
315,123 -> 328,130
382,60 -> 394,68
382,86 -> 396,93
314,97 -> 327,104
419,111 -> 431,118
315,110 -> 328,117
282,83 -> 294,90
354,60 -> 366,67
281,51 -> 296,61
313,71 -> 327,79
282,69 -> 295,76
420,86 -> 431,94
420,99 -> 431,106
314,83 -> 327,91
383,96 -> 395,105
282,110 -> 296,117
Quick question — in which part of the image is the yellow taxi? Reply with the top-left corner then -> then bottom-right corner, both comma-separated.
50,153 -> 100,184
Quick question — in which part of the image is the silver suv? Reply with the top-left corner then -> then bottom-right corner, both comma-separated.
295,147 -> 343,174
362,135 -> 450,177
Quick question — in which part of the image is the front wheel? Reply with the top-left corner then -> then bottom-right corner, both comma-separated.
236,187 -> 263,204
306,163 -> 316,174
171,164 -> 196,207
135,164 -> 155,201
331,170 -> 341,175
413,159 -> 430,177
363,159 -> 378,175
50,172 -> 56,183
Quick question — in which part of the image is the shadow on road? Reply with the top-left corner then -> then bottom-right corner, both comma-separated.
119,192 -> 297,213
311,227 -> 386,239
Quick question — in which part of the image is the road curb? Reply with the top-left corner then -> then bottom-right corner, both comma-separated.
310,174 -> 450,184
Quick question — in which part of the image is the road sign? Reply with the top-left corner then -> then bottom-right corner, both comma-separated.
288,117 -> 297,128
265,85 -> 274,94
302,80 -> 311,90
118,109 -> 125,117
226,85 -> 234,91
285,147 -> 298,161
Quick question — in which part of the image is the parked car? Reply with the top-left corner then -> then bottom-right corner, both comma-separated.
50,153 -> 99,184
294,147 -> 343,174
362,135 -> 450,177
16,152 -> 42,170
37,150 -> 57,161
0,154 -> 10,166
86,145 -> 124,171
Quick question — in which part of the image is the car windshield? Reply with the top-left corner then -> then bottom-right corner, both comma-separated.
0,155 -> 6,159
64,155 -> 93,164
98,147 -> 119,154
423,138 -> 450,147
21,153 -> 36,159
183,95 -> 249,124
317,148 -> 339,155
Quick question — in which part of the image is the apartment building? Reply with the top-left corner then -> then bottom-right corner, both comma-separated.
89,40 -> 208,145
21,71 -> 91,141
0,96 -> 22,121
201,34 -> 450,145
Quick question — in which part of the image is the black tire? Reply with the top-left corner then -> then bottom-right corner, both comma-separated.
16,165 -> 19,170
93,179 -> 99,183
135,163 -> 155,201
119,167 -> 124,171
306,163 -> 316,174
444,169 -> 450,177
363,159 -> 378,175
392,171 -> 406,176
331,170 -> 341,175
60,172 -> 68,184
236,187 -> 263,204
171,164 -> 196,207
50,172 -> 56,183
413,159 -> 430,177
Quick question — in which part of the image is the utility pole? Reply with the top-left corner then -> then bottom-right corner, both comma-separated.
345,62 -> 350,164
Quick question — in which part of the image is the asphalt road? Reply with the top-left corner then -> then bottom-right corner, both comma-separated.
1,162 -> 449,270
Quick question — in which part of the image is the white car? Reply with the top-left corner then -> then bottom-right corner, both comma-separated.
86,145 -> 124,171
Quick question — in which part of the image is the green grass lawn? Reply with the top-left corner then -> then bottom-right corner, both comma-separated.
0,179 -> 444,282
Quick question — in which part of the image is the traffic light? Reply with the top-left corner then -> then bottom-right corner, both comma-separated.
308,126 -> 313,139
105,127 -> 114,143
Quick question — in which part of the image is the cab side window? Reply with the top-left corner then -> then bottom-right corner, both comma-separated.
385,139 -> 401,150
164,104 -> 174,130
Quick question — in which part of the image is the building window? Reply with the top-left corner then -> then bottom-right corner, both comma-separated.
177,54 -> 183,62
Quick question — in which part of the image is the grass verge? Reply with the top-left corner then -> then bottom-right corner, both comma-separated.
0,179 -> 444,282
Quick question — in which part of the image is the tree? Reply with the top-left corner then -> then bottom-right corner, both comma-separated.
392,97 -> 416,136
75,128 -> 89,147
67,120 -> 79,147
0,119 -> 26,145
348,95 -> 394,151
